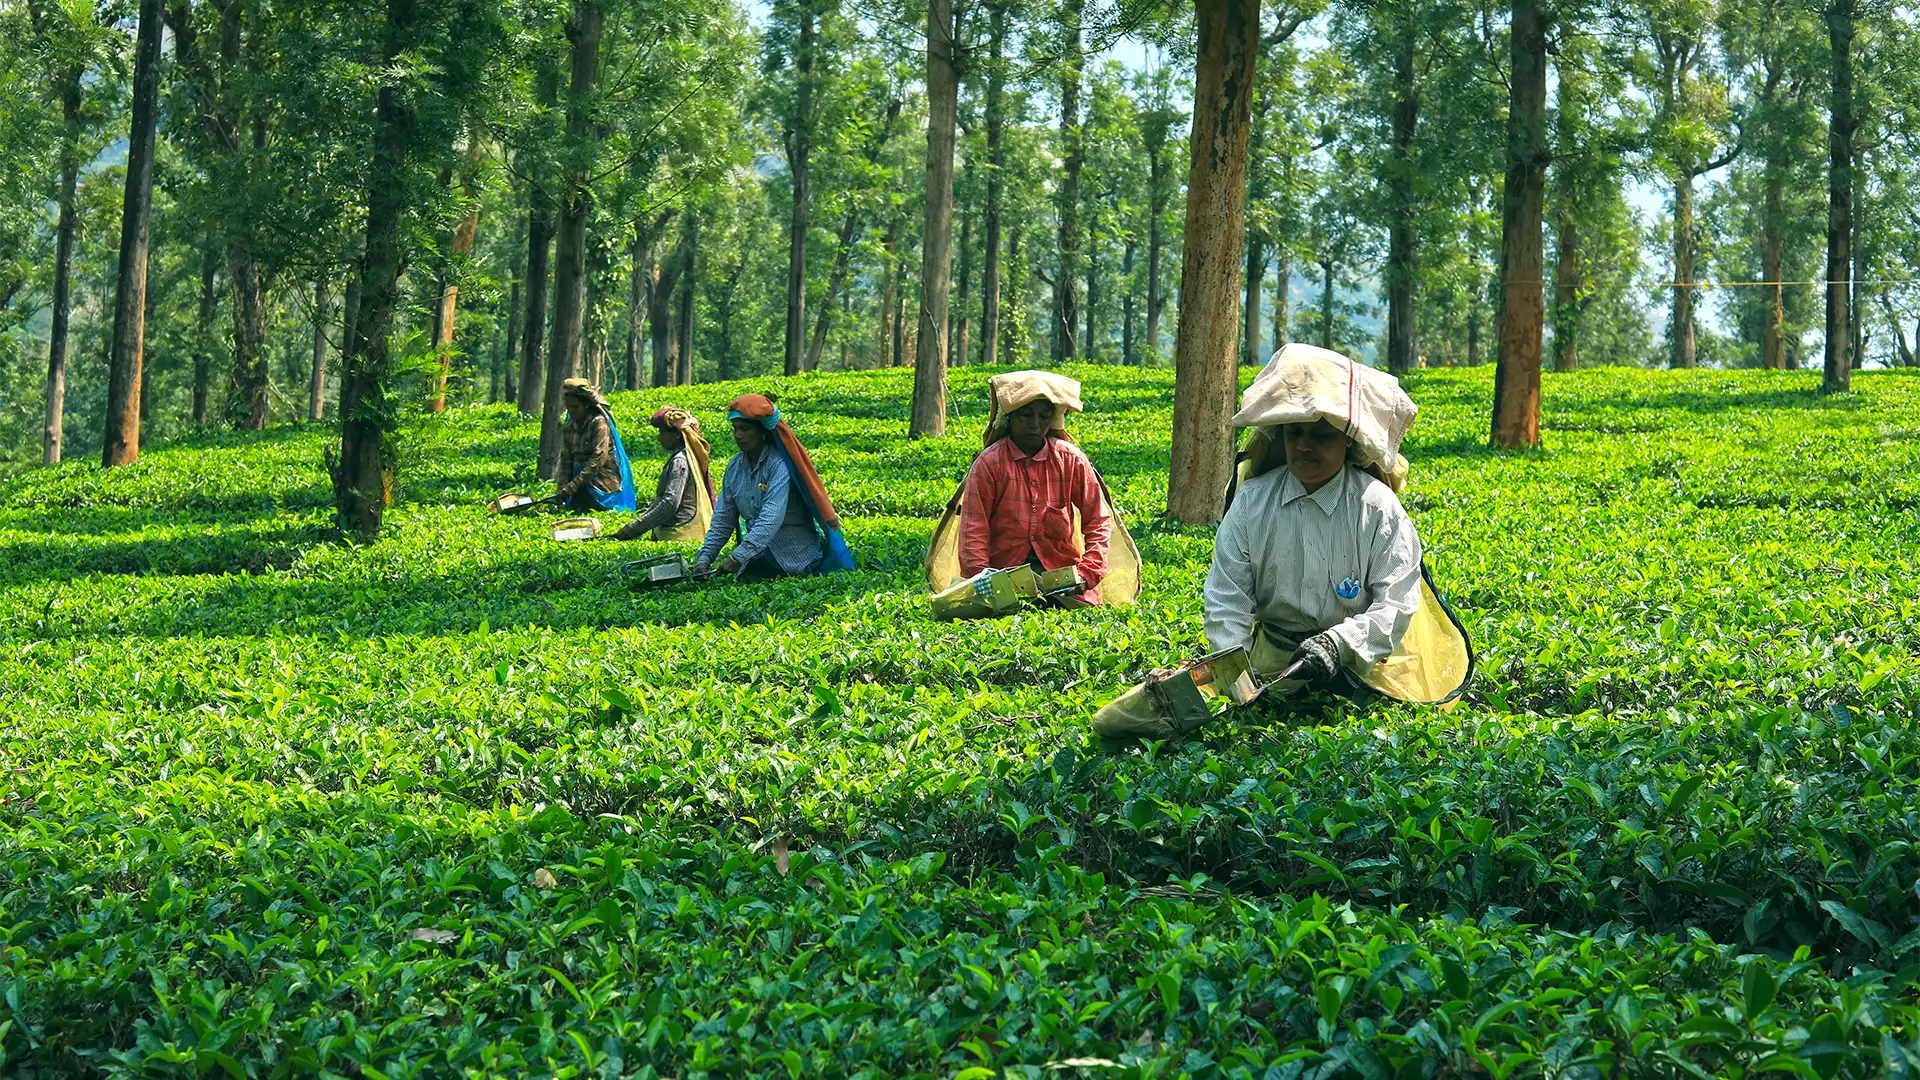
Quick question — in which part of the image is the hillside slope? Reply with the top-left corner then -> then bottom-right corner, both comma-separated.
4,366 -> 1920,1076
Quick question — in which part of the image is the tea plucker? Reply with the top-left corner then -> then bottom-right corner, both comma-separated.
957,371 -> 1113,606
553,378 -> 636,512
1095,343 -> 1471,739
613,406 -> 714,542
1204,344 -> 1423,686
694,393 -> 855,579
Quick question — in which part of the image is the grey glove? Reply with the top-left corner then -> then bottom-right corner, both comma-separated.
1289,632 -> 1342,683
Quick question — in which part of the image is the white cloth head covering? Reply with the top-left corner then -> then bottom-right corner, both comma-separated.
984,370 -> 1083,446
1233,343 -> 1418,488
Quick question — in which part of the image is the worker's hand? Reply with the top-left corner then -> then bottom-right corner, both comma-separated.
693,561 -> 711,576
1289,632 -> 1342,683
717,555 -> 742,575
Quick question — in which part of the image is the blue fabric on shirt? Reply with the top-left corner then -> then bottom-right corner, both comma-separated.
697,444 -> 822,576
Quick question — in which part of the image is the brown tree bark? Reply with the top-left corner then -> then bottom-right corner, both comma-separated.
428,130 -> 485,413
1319,258 -> 1334,349
43,77 -> 80,464
1823,0 -> 1852,394
193,243 -> 217,425
911,0 -> 956,436
881,215 -> 900,366
1272,253 -> 1289,349
1144,107 -> 1173,361
310,280 -> 330,419
1167,0 -> 1259,523
503,204 -> 524,402
517,191 -> 553,412
1121,234 -> 1138,365
676,213 -> 698,385
1053,0 -> 1084,363
539,0 -> 603,478
981,0 -> 1007,367
783,2 -> 817,376
1669,176 -> 1697,368
1551,203 -> 1578,372
1243,241 -> 1263,366
333,0 -> 420,541
227,241 -> 269,430
954,193 -> 973,367
650,237 -> 687,387
1384,22 -> 1418,377
1491,0 -> 1548,449
1762,165 -> 1785,370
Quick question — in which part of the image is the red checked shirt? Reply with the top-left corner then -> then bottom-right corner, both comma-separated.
958,435 -> 1113,604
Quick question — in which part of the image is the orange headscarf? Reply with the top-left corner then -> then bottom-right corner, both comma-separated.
726,393 -> 840,529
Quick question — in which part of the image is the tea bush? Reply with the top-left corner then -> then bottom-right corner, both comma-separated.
3,365 -> 1919,1078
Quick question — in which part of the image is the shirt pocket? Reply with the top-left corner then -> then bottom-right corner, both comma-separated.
1329,569 -> 1369,613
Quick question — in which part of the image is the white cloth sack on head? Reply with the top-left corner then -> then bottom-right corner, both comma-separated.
984,370 -> 1083,445
1233,343 -> 1418,489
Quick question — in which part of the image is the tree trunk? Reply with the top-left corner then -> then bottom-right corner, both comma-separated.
1881,291 -> 1912,367
227,242 -> 269,430
1166,0 -> 1259,524
676,214 -> 698,385
193,243 -> 217,425
1669,174 -> 1697,368
807,213 -> 861,371
103,0 -> 163,467
782,2 -> 817,376
1849,205 -> 1865,368
43,80 -> 80,465
1243,239 -> 1263,366
1086,220 -> 1102,361
488,325 -> 503,402
954,180 -> 973,367
627,219 -> 647,389
1122,234 -> 1138,365
1822,0 -> 1853,394
1762,162 -> 1785,370
503,211 -> 523,402
1272,252 -> 1289,348
518,188 -> 553,413
1146,134 -> 1168,362
1384,23 -> 1418,377
1053,0 -> 1084,363
539,0 -> 602,478
881,216 -> 900,367
1320,259 -> 1334,349
428,132 -> 484,413
982,1 -> 1007,369
1551,197 -> 1578,372
911,0 -> 956,435
310,280 -> 330,418
650,240 -> 686,387
1491,0 -> 1549,449
333,0 -> 420,541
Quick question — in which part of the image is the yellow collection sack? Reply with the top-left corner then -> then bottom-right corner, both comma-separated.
924,470 -> 1142,605
651,449 -> 714,543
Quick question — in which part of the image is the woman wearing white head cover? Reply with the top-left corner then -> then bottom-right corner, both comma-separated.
1204,343 -> 1423,684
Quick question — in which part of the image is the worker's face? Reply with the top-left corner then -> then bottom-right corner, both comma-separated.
730,417 -> 767,456
1282,419 -> 1351,490
1008,400 -> 1055,455
655,428 -> 682,452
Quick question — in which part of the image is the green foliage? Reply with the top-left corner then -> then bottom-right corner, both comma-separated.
4,366 -> 1920,1074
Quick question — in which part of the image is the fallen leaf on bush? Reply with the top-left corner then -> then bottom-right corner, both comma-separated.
532,867 -> 556,890
1046,1059 -> 1120,1070
410,928 -> 458,945
773,836 -> 790,876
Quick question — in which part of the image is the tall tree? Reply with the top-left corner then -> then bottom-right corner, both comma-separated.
101,0 -> 165,467
309,281 -> 330,419
516,58 -> 561,414
912,0 -> 958,437
777,0 -> 821,376
1822,0 -> 1855,393
980,0 -> 1009,366
1491,0 -> 1549,449
538,0 -> 603,478
427,127 -> 486,413
1639,0 -> 1741,370
27,0 -> 92,464
1167,0 -> 1259,523
1051,0 -> 1084,362
1136,66 -> 1182,363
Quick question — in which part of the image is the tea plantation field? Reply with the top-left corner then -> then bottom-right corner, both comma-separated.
4,365 -> 1919,1078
